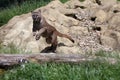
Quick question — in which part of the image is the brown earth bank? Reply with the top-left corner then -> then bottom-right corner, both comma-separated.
0,0 -> 120,54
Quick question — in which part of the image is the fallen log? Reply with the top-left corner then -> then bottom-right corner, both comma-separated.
0,53 -> 118,69
0,53 -> 93,68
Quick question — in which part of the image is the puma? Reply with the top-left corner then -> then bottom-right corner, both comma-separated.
31,10 -> 74,52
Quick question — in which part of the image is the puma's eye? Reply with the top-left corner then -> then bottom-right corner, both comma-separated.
32,15 -> 35,18
36,15 -> 38,18
32,15 -> 38,18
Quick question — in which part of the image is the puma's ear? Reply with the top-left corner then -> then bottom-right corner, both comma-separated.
31,11 -> 33,13
38,9 -> 41,13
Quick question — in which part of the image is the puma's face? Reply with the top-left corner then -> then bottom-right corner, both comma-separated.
31,10 -> 42,22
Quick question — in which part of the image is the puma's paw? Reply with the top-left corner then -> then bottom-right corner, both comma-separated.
35,34 -> 40,40
33,32 -> 36,36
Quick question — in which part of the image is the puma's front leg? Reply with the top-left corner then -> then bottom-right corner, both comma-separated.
35,28 -> 46,40
33,32 -> 36,36
32,27 -> 37,36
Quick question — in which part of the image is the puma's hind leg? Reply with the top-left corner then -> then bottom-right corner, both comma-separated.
46,37 -> 52,44
50,33 -> 58,52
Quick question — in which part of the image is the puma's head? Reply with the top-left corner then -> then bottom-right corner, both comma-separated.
31,10 -> 42,22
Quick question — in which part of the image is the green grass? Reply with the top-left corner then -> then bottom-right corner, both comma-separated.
60,0 -> 69,3
0,43 -> 25,54
0,61 -> 120,80
0,0 -> 51,26
94,50 -> 120,59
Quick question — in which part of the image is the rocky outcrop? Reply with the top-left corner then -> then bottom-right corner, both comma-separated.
0,0 -> 120,54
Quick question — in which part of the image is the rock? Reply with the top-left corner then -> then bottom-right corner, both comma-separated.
70,26 -> 89,35
110,3 -> 120,13
101,35 -> 117,50
100,0 -> 117,6
64,0 -> 82,9
108,13 -> 120,32
56,46 -> 81,54
101,30 -> 120,50
95,10 -> 107,24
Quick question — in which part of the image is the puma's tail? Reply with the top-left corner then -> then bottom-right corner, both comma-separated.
55,31 -> 74,43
